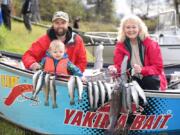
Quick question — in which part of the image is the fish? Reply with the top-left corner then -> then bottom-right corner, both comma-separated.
103,82 -> 112,101
67,76 -> 76,105
32,70 -> 42,93
93,81 -> 99,110
75,76 -> 83,102
87,82 -> 94,110
132,80 -> 148,105
97,80 -> 105,106
122,83 -> 128,113
44,73 -> 51,106
49,76 -> 57,108
125,84 -> 132,113
108,84 -> 122,131
32,71 -> 45,99
121,55 -> 128,83
130,83 -> 139,111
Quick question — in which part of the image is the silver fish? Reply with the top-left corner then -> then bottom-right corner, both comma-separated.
132,80 -> 148,105
130,83 -> 139,110
50,76 -> 57,108
44,73 -> 51,106
126,84 -> 132,113
32,70 -> 42,93
121,55 -> 128,83
87,82 -> 93,110
103,82 -> 112,101
97,80 -> 105,106
108,84 -> 122,131
75,76 -> 83,101
93,81 -> 99,109
122,83 -> 128,113
67,76 -> 75,105
32,71 -> 45,99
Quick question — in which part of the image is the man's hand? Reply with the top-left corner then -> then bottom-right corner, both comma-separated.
29,62 -> 41,71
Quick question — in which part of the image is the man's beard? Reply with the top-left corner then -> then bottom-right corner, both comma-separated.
54,28 -> 68,37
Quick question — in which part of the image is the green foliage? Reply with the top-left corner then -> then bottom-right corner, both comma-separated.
38,0 -> 85,22
0,26 -> 8,46
96,0 -> 115,22
0,20 -> 45,54
0,118 -> 30,135
87,0 -> 115,23
12,0 -> 23,16
12,0 -> 115,23
13,0 -> 85,22
144,18 -> 158,33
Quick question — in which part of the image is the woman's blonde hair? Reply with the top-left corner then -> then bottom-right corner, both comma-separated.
117,14 -> 149,42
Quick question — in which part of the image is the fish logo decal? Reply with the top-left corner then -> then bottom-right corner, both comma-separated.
4,84 -> 33,106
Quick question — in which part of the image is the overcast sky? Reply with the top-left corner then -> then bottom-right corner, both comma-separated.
114,0 -> 131,15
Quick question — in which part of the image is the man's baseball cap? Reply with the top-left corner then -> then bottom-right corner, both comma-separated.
52,11 -> 69,22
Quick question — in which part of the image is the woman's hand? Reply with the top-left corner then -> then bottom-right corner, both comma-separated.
133,64 -> 142,74
108,65 -> 117,74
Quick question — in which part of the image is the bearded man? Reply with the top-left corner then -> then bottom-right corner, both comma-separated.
22,11 -> 87,72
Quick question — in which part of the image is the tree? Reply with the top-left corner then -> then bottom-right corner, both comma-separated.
173,0 -> 180,25
31,0 -> 41,22
13,0 -> 116,23
12,0 -> 85,22
39,0 -> 85,22
86,0 -> 115,22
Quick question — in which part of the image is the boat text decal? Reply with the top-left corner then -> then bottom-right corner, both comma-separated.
0,75 -> 19,88
64,103 -> 172,130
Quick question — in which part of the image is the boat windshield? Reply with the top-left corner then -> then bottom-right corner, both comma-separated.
156,10 -> 177,34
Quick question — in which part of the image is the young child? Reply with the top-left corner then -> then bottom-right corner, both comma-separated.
41,40 -> 83,77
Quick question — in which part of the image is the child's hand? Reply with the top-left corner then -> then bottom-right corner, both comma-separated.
29,62 -> 41,71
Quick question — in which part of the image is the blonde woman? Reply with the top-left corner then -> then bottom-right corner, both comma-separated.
109,15 -> 167,91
